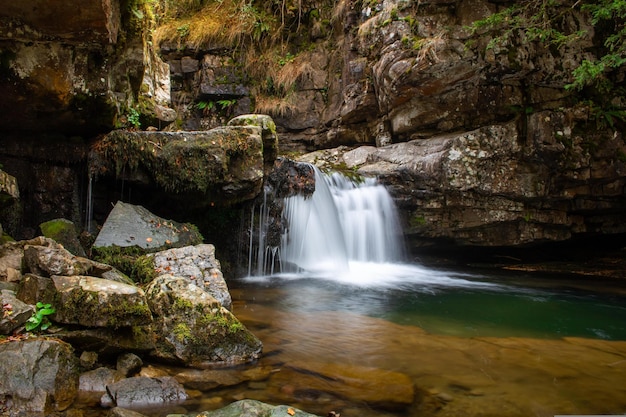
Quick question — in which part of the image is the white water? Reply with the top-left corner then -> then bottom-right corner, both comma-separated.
280,169 -> 405,272
246,166 -> 502,290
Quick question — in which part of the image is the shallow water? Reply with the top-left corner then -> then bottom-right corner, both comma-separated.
76,264 -> 626,417
215,265 -> 626,417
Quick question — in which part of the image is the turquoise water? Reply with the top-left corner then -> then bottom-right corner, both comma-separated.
238,264 -> 626,341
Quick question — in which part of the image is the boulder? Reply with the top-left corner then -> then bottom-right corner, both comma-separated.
93,201 -> 203,251
50,275 -> 152,328
100,376 -> 187,409
0,169 -> 19,208
150,244 -> 231,309
0,338 -> 79,413
39,218 -> 86,257
145,275 -> 262,367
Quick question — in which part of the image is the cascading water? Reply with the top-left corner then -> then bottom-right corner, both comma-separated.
249,165 -> 406,277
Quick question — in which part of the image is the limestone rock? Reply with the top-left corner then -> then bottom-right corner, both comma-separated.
93,201 -> 203,251
24,242 -> 93,277
0,338 -> 79,413
100,376 -> 187,409
50,275 -> 152,328
145,275 -> 262,367
150,244 -> 231,309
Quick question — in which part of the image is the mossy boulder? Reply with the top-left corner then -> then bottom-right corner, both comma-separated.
89,125 -> 266,207
50,275 -> 153,328
39,218 -> 86,257
145,275 -> 262,367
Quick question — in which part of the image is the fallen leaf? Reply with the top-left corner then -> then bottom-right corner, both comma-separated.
146,237 -> 153,242
287,408 -> 295,416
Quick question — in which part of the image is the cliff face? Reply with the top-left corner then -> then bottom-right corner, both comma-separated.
0,0 -> 624,252
159,0 -> 626,249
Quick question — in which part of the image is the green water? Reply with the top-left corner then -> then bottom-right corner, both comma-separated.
239,267 -> 626,340
379,288 -> 626,339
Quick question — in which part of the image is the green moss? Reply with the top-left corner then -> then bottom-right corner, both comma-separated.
173,322 -> 195,343
410,215 -> 427,227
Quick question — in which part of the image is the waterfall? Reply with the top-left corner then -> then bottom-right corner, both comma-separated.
250,165 -> 405,276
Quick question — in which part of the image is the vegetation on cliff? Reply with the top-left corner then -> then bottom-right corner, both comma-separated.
470,0 -> 625,128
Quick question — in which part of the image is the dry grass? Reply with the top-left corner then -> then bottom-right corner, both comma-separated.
153,0 -> 273,49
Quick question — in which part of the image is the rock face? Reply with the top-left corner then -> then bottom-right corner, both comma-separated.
1,0 -> 624,252
328,113 -> 626,247
152,0 -> 625,251
100,376 -> 188,409
0,0 -> 149,135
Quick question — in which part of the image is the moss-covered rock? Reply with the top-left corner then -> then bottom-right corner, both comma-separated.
39,218 -> 86,257
145,275 -> 262,367
51,275 -> 153,328
89,126 -> 265,206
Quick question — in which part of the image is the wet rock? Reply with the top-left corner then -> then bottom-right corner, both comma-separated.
145,275 -> 262,367
93,201 -> 203,251
50,275 -> 152,328
150,244 -> 231,309
107,407 -> 151,417
175,365 -> 274,390
100,376 -> 187,409
0,338 -> 79,413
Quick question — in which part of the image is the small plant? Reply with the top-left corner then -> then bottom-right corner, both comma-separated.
127,107 -> 141,129
25,302 -> 56,332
